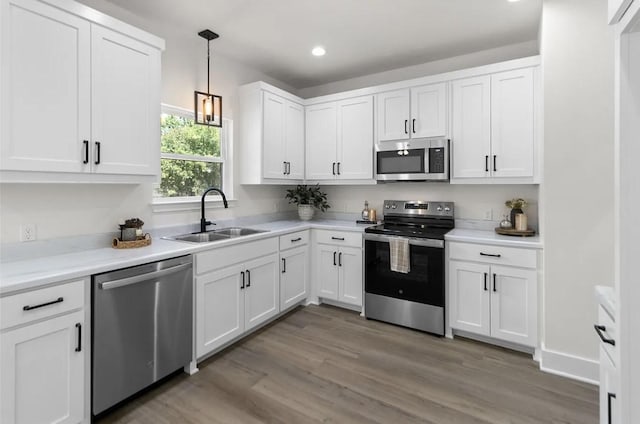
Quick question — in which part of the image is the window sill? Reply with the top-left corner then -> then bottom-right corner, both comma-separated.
151,197 -> 237,213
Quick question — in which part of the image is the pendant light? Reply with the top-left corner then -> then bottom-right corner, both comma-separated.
194,29 -> 222,127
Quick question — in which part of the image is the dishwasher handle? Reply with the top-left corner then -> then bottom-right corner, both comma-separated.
99,262 -> 192,290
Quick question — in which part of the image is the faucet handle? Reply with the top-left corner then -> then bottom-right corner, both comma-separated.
204,220 -> 213,227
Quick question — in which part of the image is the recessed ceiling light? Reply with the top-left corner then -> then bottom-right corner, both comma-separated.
508,0 -> 521,2
311,46 -> 326,57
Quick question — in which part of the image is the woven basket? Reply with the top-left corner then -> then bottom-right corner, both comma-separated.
112,233 -> 152,249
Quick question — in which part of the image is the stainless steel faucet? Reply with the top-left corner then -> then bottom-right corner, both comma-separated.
200,187 -> 228,232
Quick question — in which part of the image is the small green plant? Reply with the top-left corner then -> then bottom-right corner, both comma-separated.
285,184 -> 330,212
505,198 -> 528,209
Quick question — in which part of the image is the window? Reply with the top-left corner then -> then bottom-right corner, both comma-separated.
154,105 -> 231,203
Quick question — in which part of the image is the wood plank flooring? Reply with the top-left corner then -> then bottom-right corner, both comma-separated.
97,305 -> 598,424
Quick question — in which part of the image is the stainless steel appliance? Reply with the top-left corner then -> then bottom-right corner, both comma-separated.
375,138 -> 449,181
92,255 -> 193,416
364,200 -> 454,335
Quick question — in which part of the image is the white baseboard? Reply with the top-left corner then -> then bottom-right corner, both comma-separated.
539,347 -> 599,385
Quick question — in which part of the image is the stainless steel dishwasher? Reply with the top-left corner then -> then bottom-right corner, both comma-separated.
92,255 -> 193,416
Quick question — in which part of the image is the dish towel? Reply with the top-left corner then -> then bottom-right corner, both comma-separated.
389,237 -> 410,274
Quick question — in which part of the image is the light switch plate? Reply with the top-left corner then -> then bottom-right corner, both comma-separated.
20,223 -> 36,242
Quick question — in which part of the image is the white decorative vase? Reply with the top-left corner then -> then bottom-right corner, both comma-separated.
298,204 -> 315,221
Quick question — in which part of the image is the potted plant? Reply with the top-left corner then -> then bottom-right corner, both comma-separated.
505,198 -> 528,228
285,184 -> 330,221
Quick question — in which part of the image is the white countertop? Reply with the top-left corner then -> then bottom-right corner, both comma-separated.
0,219 -> 373,296
595,285 -> 616,318
445,228 -> 543,249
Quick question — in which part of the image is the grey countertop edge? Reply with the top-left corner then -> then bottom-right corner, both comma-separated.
0,219 -> 375,296
445,228 -> 543,249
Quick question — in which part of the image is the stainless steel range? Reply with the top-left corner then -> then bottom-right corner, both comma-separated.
364,200 -> 454,335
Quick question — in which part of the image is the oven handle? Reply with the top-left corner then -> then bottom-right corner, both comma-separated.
364,233 -> 444,249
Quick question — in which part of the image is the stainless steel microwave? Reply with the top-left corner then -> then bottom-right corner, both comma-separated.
375,138 -> 449,182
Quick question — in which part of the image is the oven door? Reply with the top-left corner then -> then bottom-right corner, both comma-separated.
364,234 -> 444,307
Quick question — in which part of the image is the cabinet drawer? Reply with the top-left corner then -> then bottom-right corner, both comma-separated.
279,230 -> 309,250
448,242 -> 537,269
1,279 -> 85,330
315,230 -> 362,248
597,305 -> 616,365
196,237 -> 278,275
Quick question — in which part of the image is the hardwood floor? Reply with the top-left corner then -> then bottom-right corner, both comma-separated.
97,305 -> 598,424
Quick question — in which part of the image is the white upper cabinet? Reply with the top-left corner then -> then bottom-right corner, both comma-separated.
263,92 -> 287,179
305,102 -> 337,180
608,0 -> 634,24
285,101 -> 305,179
0,0 -> 164,182
376,83 -> 447,143
451,67 -> 538,183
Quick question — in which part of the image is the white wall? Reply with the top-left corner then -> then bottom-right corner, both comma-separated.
540,0 -> 614,367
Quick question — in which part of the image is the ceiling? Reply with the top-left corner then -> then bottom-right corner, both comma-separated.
104,0 -> 542,89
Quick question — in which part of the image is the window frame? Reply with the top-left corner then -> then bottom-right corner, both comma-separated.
152,104 -> 234,212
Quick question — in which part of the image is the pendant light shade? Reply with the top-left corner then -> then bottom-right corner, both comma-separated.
194,29 -> 222,127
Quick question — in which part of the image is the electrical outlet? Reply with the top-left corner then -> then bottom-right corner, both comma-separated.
483,209 -> 493,221
20,224 -> 37,242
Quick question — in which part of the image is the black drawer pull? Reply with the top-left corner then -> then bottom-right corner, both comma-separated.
594,324 -> 615,346
480,252 -> 501,258
23,297 -> 64,311
608,392 -> 616,424
75,323 -> 82,352
331,237 -> 345,241
291,237 -> 302,242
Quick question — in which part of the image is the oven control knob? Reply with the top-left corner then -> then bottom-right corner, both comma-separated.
436,205 -> 443,212
385,204 -> 390,209
444,206 -> 451,212
391,204 -> 397,209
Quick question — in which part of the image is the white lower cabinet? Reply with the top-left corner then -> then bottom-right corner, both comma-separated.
195,239 -> 279,358
600,345 -> 619,424
1,279 -> 87,424
448,242 -> 538,347
315,230 -> 363,307
280,245 -> 308,310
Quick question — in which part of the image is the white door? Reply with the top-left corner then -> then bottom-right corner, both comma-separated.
448,260 -> 491,336
244,253 -> 280,331
491,68 -> 535,178
0,311 -> 84,424
376,89 -> 410,142
317,244 -> 339,300
336,96 -> 373,180
262,92 -> 287,178
196,265 -> 244,358
489,265 -> 538,346
0,0 -> 90,173
305,102 -> 337,180
338,247 -> 363,307
284,100 -> 305,179
91,25 -> 161,176
451,76 -> 491,179
600,346 -> 619,424
410,83 -> 447,138
280,246 -> 308,310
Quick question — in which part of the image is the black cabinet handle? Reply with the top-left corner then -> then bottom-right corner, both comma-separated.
493,155 -> 497,172
484,273 -> 488,291
94,141 -> 101,165
594,324 -> 616,346
412,118 -> 416,134
246,269 -> 251,287
331,236 -> 345,241
404,119 -> 408,134
480,252 -> 501,258
282,258 -> 286,273
337,162 -> 341,175
608,392 -> 616,424
83,140 -> 89,164
485,155 -> 489,172
75,323 -> 82,352
333,251 -> 337,266
291,237 -> 302,242
338,252 -> 342,267
332,162 -> 336,175
287,162 -> 291,175
493,273 -> 497,292
283,161 -> 287,175
23,297 -> 64,311
240,271 -> 245,289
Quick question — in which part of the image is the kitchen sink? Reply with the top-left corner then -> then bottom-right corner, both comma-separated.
165,227 -> 267,243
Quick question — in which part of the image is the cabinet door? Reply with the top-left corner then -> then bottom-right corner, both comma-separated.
451,76 -> 491,179
91,25 -> 160,176
336,96 -> 373,180
1,0 -> 90,173
262,92 -> 287,178
448,260 -> 490,336
491,68 -> 534,178
410,83 -> 447,138
338,247 -> 363,307
284,100 -> 305,179
489,265 -> 538,346
244,253 -> 280,331
280,246 -> 308,310
196,264 -> 244,358
317,244 -> 339,300
600,346 -> 619,424
1,311 -> 84,424
376,89 -> 410,142
305,102 -> 337,180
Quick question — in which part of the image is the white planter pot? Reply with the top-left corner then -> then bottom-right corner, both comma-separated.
297,204 -> 315,221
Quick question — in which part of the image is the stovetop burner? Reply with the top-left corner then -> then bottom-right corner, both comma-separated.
364,200 -> 455,240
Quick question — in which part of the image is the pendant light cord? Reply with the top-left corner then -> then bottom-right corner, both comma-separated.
206,39 -> 210,95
